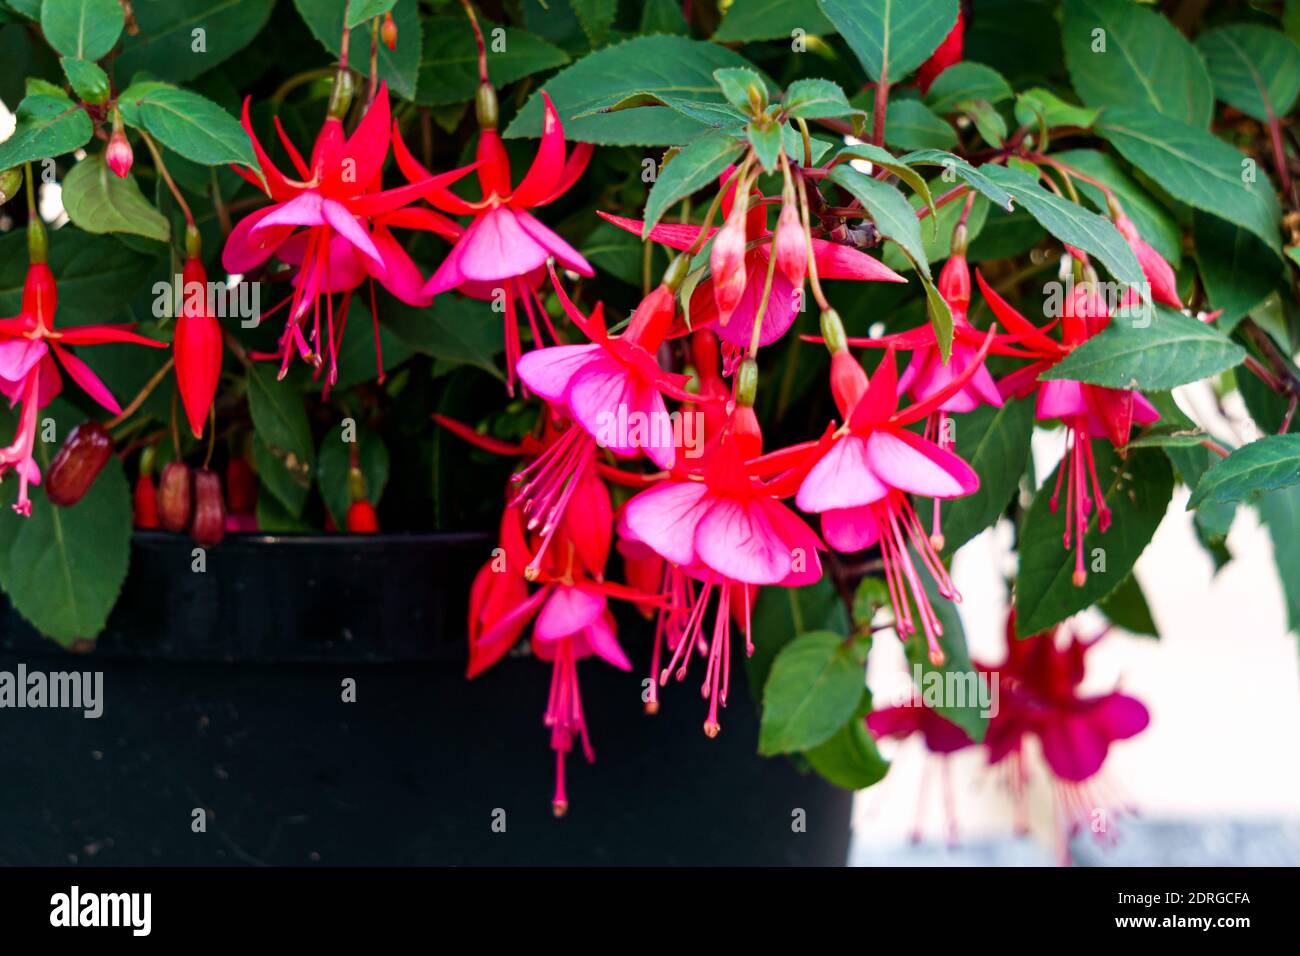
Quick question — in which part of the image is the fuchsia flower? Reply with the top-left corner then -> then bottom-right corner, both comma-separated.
174,256 -> 223,438
867,699 -> 973,844
1113,213 -> 1181,309
977,271 -> 1159,586
982,612 -> 1149,863
511,266 -> 705,574
600,172 -> 905,354
392,92 -> 594,391
0,260 -> 165,515
623,419 -> 823,736
224,83 -> 473,384
794,329 -> 995,665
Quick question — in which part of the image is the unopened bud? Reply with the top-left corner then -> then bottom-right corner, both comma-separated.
819,308 -> 847,354
773,201 -> 807,289
45,422 -> 113,507
106,109 -> 133,178
746,83 -> 767,116
158,460 -> 193,532
191,467 -> 226,547
381,11 -> 398,50
735,358 -> 759,407
327,67 -> 355,121
709,216 -> 748,323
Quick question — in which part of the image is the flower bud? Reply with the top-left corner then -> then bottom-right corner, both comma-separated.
709,216 -> 748,323
133,473 -> 159,529
381,11 -> 398,50
830,350 -> 868,418
346,465 -> 378,533
106,110 -> 133,178
773,200 -> 807,289
0,167 -> 21,206
732,405 -> 763,461
174,256 -> 223,439
937,249 -> 970,312
819,307 -> 847,354
158,460 -> 193,532
475,82 -> 499,130
190,467 -> 226,547
45,421 -> 114,507
1114,214 -> 1181,309
625,283 -> 676,351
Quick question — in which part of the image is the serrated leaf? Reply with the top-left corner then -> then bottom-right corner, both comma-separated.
642,132 -> 745,237
414,15 -> 569,107
783,78 -> 855,119
714,67 -> 766,112
834,143 -> 935,219
61,154 -> 171,242
346,0 -> 397,29
746,120 -> 783,173
1061,0 -> 1213,127
1016,445 -> 1173,635
505,35 -> 768,146
1188,434 -> 1300,509
117,85 -> 256,168
746,576 -> 848,702
925,62 -> 1012,113
816,0 -> 959,83
901,149 -> 1014,211
1044,306 -> 1245,390
1013,87 -> 1099,131
246,364 -> 315,517
116,0 -> 275,84
40,0 -> 123,60
759,631 -> 866,754
60,57 -> 109,103
568,0 -> 616,46
0,92 -> 94,169
1193,212 -> 1284,332
1197,24 -> 1300,123
1096,106 -> 1283,259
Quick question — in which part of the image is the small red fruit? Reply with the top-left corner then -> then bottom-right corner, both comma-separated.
157,461 -> 193,532
45,421 -> 113,507
190,468 -> 226,547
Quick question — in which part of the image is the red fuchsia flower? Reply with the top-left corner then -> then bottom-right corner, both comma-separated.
916,6 -> 965,94
106,127 -> 133,179
623,417 -> 824,736
976,270 -> 1159,586
224,82 -> 473,385
0,255 -> 165,515
841,240 -> 1002,548
793,325 -> 995,665
1112,213 -> 1181,309
866,699 -> 973,844
981,612 -> 1149,864
600,172 -> 905,357
390,92 -> 594,391
510,266 -> 707,573
174,255 -> 224,439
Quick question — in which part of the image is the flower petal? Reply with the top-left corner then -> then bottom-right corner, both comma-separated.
624,479 -> 711,567
865,428 -> 979,499
796,434 -> 889,512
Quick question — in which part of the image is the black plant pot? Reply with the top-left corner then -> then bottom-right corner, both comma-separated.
0,532 -> 852,866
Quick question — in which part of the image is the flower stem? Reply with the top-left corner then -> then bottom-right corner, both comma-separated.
459,0 -> 490,85
107,356 -> 175,430
139,130 -> 195,229
871,68 -> 890,147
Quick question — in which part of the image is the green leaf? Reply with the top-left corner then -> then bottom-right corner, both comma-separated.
901,149 -> 1014,211
0,23 -> 60,113
1193,211 -> 1284,331
881,99 -> 957,151
642,132 -> 745,237
1258,483 -> 1300,636
317,422 -> 390,527
0,452 -> 131,646
714,67 -> 766,112
1197,24 -> 1300,123
294,0 -> 421,99
1187,434 -> 1300,509
816,0 -> 959,83
980,164 -> 1144,286
1061,0 -> 1213,127
568,0 -> 616,46
380,294 -> 504,380
783,78 -> 855,120
759,631 -> 866,755
246,365 -> 315,517
805,719 -> 890,789
1052,148 -> 1181,264
414,15 -> 569,107
833,143 -> 935,219
505,35 -> 767,146
0,228 -> 156,321
1098,572 -> 1158,638
1015,445 -> 1173,635
1096,106 -> 1283,258
115,0 -> 275,84
1013,87 -> 1100,131
714,0 -> 834,42
40,0 -> 123,60
60,57 -> 109,103
958,98 -> 1007,147
117,85 -> 256,168
746,576 -> 848,702
61,154 -> 171,242
934,397 -> 1036,555
827,165 -> 953,357
346,0 -> 397,29
0,92 -> 94,169
1044,305 -> 1245,391
746,120 -> 783,174
925,62 -> 1012,113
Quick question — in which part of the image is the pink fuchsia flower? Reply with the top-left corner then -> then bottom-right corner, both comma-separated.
224,83 -> 473,384
977,271 -> 1159,586
794,333 -> 994,665
1113,213 -> 1181,309
392,92 -> 593,390
600,175 -> 905,354
866,699 -> 973,844
624,420 -> 823,736
982,612 -> 1149,863
0,260 -> 166,515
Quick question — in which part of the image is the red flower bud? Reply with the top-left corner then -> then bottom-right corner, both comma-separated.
381,11 -> 398,50
225,456 -> 257,514
709,216 -> 748,323
133,473 -> 159,529
624,282 -> 677,351
937,250 -> 971,313
106,129 -> 133,178
157,461 -> 192,532
346,500 -> 379,533
191,467 -> 226,547
1114,215 -> 1181,309
174,256 -> 223,439
830,350 -> 869,418
773,201 -> 807,289
45,421 -> 113,507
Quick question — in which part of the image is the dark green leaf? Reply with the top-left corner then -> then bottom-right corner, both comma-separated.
246,365 -> 315,517
116,0 -> 275,84
346,0 -> 397,29
317,422 -> 390,527
746,575 -> 848,702
294,0 -> 421,99
816,0 -> 959,83
0,228 -> 157,321
1098,572 -> 1158,637
1193,211 -> 1283,331
881,99 -> 957,151
759,631 -> 866,754
783,78 -> 855,120
714,0 -> 834,42
117,85 -> 256,168
1013,87 -> 1099,131
1258,483 -> 1300,636
0,92 -> 94,168
805,718 -> 890,789
1197,24 -> 1300,123
61,154 -> 171,242
568,0 -> 616,46
415,15 -> 569,106
1188,434 -> 1300,509
1052,148 -> 1181,264
380,294 -> 504,380
1016,445 -> 1173,634
643,132 -> 745,237
925,62 -> 1012,113
41,0 -> 123,60
60,57 -> 109,103
901,149 -> 1014,211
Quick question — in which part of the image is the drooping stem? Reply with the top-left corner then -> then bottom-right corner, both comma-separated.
685,161 -> 747,258
459,0 -> 490,85
139,130 -> 195,228
107,356 -> 176,430
795,168 -> 829,312
339,1 -> 352,69
748,230 -> 780,358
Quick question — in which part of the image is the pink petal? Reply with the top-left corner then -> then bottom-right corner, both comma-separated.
709,251 -> 798,348
321,198 -> 384,270
341,82 -> 390,190
694,497 -> 795,585
535,586 -> 608,642
516,343 -> 602,407
514,210 -> 594,277
255,191 -> 325,230
50,344 -> 120,414
1038,711 -> 1112,782
0,339 -> 48,383
1085,693 -> 1149,741
509,91 -> 567,209
796,434 -> 889,512
821,505 -> 881,552
1037,378 -> 1089,419
568,357 -> 636,455
624,480 -> 711,567
865,428 -> 979,499
812,239 -> 907,282
579,612 -> 632,671
223,205 -> 294,274
633,381 -> 676,471
457,207 -> 549,284
366,224 -> 432,306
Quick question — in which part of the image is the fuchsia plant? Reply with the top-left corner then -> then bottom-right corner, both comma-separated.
2,0 -> 1299,861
